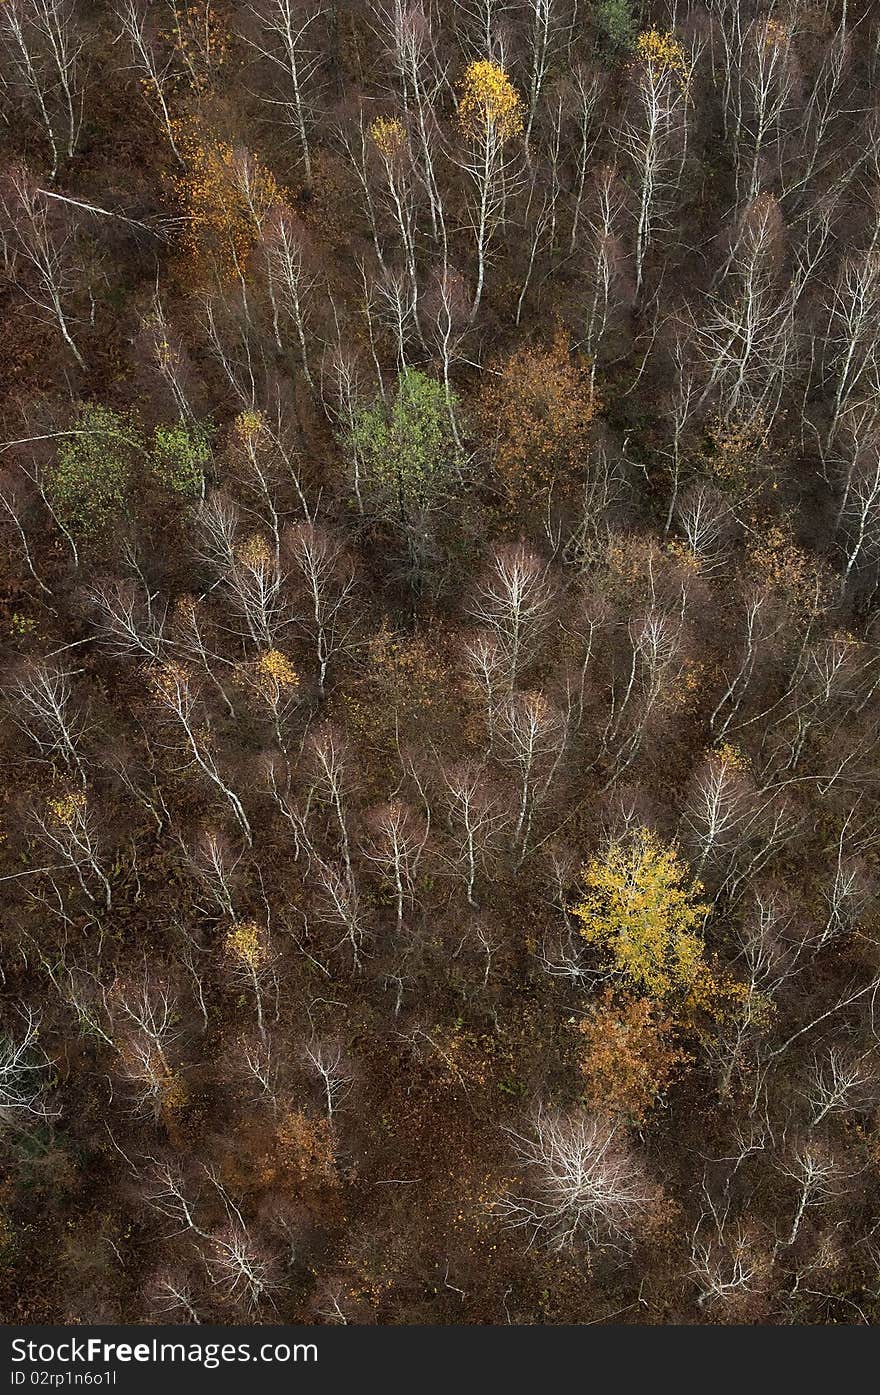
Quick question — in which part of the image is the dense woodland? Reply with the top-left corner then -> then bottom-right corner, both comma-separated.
2,0 -> 880,1326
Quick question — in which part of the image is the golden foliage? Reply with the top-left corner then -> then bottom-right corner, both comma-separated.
150,660 -> 190,704
476,329 -> 600,497
229,410 -> 275,483
633,29 -> 689,89
369,116 -> 408,160
343,622 -> 454,772
160,1072 -> 189,1116
577,990 -> 689,1124
573,828 -> 711,1001
748,523 -> 833,615
665,656 -> 705,712
170,119 -> 282,277
165,2 -> 230,95
237,532 -> 272,568
703,412 -> 772,494
458,60 -> 523,141
365,621 -> 448,719
714,741 -> 748,771
257,648 -> 299,689
233,408 -> 270,447
47,788 -> 87,828
227,1109 -> 339,1198
764,18 -> 789,49
250,649 -> 300,704
604,532 -> 657,585
225,919 -> 268,971
152,331 -> 181,375
276,1109 -> 338,1188
663,537 -> 703,573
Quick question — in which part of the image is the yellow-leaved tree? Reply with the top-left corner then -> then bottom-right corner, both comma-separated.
170,120 -> 282,279
457,59 -> 523,322
458,59 -> 524,142
633,29 -> 689,91
573,828 -> 711,1001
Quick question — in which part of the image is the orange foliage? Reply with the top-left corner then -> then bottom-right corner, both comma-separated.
223,1109 -> 338,1198
364,621 -> 450,720
170,119 -> 283,278
577,990 -> 689,1125
276,1109 -> 339,1189
748,521 -> 835,617
703,411 -> 772,493
476,329 -> 600,497
165,1 -> 230,95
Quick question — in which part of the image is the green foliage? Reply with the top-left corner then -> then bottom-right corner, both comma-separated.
348,369 -> 461,512
151,420 -> 211,498
594,0 -> 637,54
48,404 -> 141,539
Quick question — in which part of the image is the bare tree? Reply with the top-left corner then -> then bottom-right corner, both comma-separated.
310,854 -> 366,967
780,21 -> 851,198
468,543 -> 555,697
0,166 -> 87,366
823,253 -> 880,453
435,759 -> 502,907
0,0 -> 86,179
149,1270 -> 202,1324
144,1162 -> 278,1314
361,801 -> 427,933
718,10 -> 798,203
0,1007 -> 56,1128
304,722 -> 355,883
372,2 -> 449,258
497,1109 -> 654,1253
150,662 -> 253,845
819,810 -> 874,948
110,975 -> 182,1119
674,484 -> 733,577
693,194 -> 792,429
837,447 -> 880,592
286,521 -> 357,697
0,465 -> 50,595
601,606 -> 684,785
680,747 -> 753,881
566,62 -> 604,255
521,0 -> 569,150
619,39 -> 687,300
261,205 -> 317,386
453,0 -> 510,64
242,0 -> 324,186
690,1183 -> 768,1312
31,785 -> 112,908
226,534 -> 291,649
776,1144 -> 842,1250
422,266 -> 469,448
578,162 -> 629,391
802,1047 -> 877,1128
86,575 -> 166,662
184,828 -> 245,920
497,690 -> 567,866
205,1216 -> 278,1313
304,1038 -> 352,1123
115,0 -> 183,162
4,659 -> 87,781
